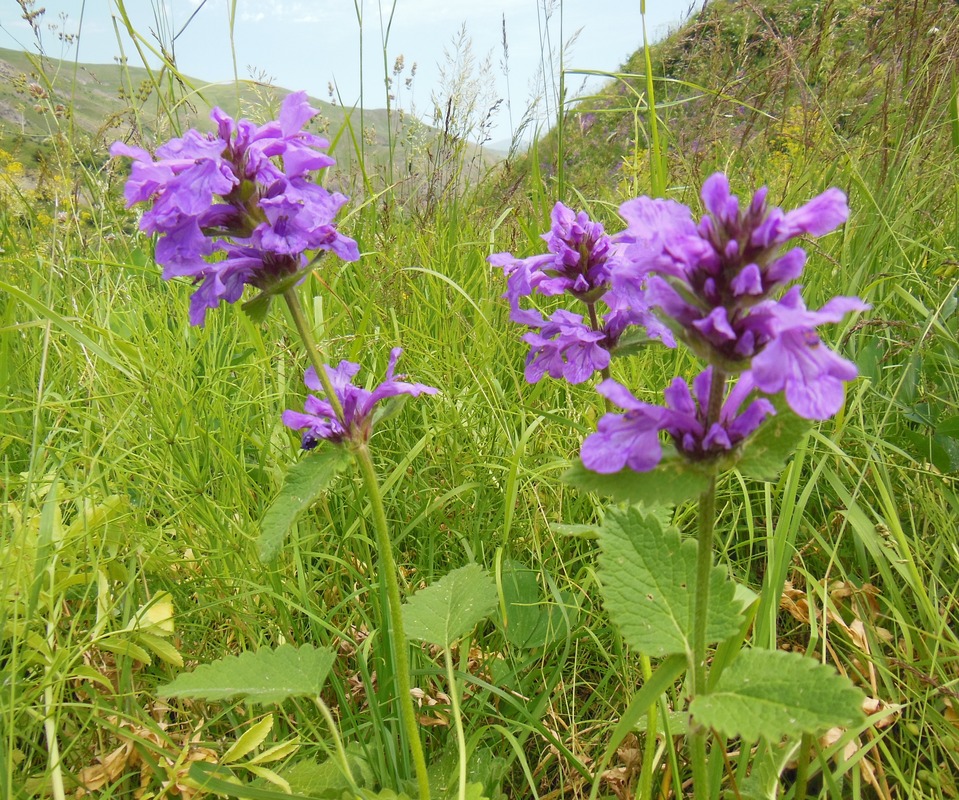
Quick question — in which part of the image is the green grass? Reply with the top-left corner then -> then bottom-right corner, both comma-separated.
2,0 -> 959,797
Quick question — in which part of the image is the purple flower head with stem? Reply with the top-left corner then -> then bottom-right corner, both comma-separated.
580,369 -> 775,474
491,203 -> 673,385
110,91 -> 359,326
282,348 -> 438,449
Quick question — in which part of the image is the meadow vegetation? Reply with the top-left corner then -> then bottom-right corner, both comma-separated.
2,0 -> 959,798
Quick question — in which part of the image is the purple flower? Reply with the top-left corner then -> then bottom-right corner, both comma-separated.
521,309 -> 611,384
581,380 -> 666,473
750,288 -> 869,419
612,173 -> 853,369
111,91 -> 359,325
489,202 -> 617,305
282,348 -> 438,448
662,368 -> 775,459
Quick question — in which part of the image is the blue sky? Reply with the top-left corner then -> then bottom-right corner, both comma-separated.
1,0 -> 702,144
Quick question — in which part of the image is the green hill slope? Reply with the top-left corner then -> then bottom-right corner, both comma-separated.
523,0 -> 959,202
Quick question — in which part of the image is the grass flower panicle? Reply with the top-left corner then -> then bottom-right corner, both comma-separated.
110,91 -> 359,325
282,348 -> 438,449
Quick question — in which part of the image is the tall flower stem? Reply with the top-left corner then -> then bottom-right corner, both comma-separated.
283,287 -> 346,424
283,287 -> 430,800
354,442 -> 431,800
691,473 -> 716,800
690,369 -> 726,800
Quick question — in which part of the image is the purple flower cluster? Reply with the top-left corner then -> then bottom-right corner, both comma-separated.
489,202 -> 669,383
580,369 -> 775,474
282,348 -> 438,449
111,91 -> 359,325
492,174 -> 868,476
612,174 -> 867,422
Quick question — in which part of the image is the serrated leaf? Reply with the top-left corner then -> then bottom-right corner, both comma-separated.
500,561 -> 569,649
258,447 -> 352,562
736,407 -> 811,480
563,455 -> 710,505
598,506 -> 743,658
160,644 -> 336,705
222,714 -> 275,764
280,751 -> 372,796
403,563 -> 498,648
689,648 -> 864,742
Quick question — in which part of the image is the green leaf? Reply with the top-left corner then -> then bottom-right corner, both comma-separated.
258,447 -> 352,562
241,291 -> 274,323
689,648 -> 864,742
134,631 -> 184,667
598,506 -> 743,658
160,644 -> 336,705
563,455 -> 710,505
736,407 -> 811,481
188,762 -> 323,799
98,637 -> 153,665
403,563 -> 498,648
222,714 -> 275,764
279,750 -> 372,797
500,561 -> 569,649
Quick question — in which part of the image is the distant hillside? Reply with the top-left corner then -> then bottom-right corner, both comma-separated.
517,0 -> 959,201
0,45 -> 495,198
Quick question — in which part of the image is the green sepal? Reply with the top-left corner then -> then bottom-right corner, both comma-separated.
241,268 -> 314,323
735,404 -> 811,481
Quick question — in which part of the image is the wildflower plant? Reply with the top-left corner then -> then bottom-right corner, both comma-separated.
491,176 -> 868,798
112,92 -> 437,799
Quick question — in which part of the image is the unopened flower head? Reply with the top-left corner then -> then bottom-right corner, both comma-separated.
110,91 -> 359,325
282,348 -> 438,449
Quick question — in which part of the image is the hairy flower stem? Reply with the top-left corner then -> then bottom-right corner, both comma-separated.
283,288 -> 346,425
690,369 -> 726,800
283,288 -> 430,799
354,443 -> 431,800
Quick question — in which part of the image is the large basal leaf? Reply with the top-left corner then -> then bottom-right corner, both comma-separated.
735,406 -> 811,481
689,648 -> 864,742
500,560 -> 570,649
160,644 -> 336,705
402,563 -> 498,648
598,506 -> 743,658
563,455 -> 710,506
258,447 -> 352,562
